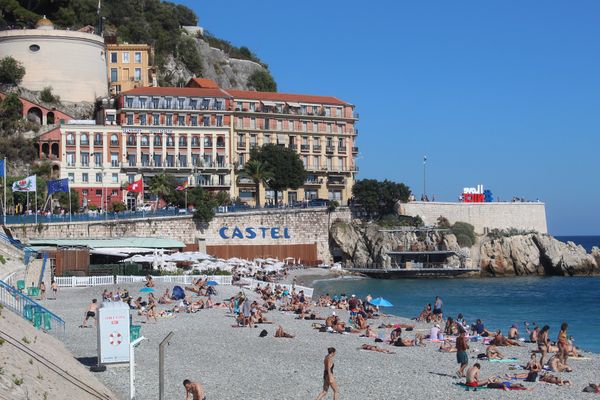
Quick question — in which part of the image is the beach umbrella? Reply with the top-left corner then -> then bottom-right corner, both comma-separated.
139,287 -> 155,293
206,281 -> 219,286
370,297 -> 393,307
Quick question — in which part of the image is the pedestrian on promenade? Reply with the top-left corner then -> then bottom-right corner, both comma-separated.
315,347 -> 338,400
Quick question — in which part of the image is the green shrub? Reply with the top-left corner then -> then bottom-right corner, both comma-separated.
451,221 -> 476,247
110,201 -> 127,213
436,216 -> 451,229
40,87 -> 60,104
327,200 -> 339,212
0,57 -> 25,85
0,255 -> 5,264
248,69 -> 277,92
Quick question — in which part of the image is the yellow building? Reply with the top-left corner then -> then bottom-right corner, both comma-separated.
107,43 -> 154,95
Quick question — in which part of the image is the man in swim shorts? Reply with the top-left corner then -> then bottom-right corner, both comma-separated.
183,379 -> 206,400
81,298 -> 97,328
456,329 -> 469,377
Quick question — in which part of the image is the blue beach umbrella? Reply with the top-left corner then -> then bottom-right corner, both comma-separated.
370,297 -> 393,307
139,287 -> 155,293
206,281 -> 219,286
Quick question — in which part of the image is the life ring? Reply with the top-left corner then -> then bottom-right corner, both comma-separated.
109,332 -> 122,346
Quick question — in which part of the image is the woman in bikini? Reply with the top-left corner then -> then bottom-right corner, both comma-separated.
361,344 -> 395,354
557,322 -> 569,366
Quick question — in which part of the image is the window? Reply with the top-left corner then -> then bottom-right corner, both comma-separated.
192,154 -> 200,166
214,100 -> 222,110
238,153 -> 245,166
110,68 -> 118,82
94,153 -> 102,166
179,136 -> 187,146
204,137 -> 212,147
141,135 -> 149,146
126,97 -> 133,108
203,116 -> 210,126
110,134 -> 118,145
126,114 -> 133,125
165,98 -> 172,109
127,135 -> 136,146
122,52 -> 130,63
80,133 -> 89,145
190,116 -> 197,126
336,107 -> 342,117
216,137 -> 225,148
166,155 -> 174,167
134,52 -> 142,63
178,98 -> 185,109
216,115 -> 223,126
140,113 -> 147,125
178,115 -> 185,126
111,152 -> 118,167
179,154 -> 187,167
68,173 -> 74,183
166,135 -> 174,146
152,114 -> 159,125
134,68 -> 142,81
128,174 -> 135,184
152,98 -> 159,108
289,120 -> 294,131
110,52 -> 117,63
94,133 -> 102,145
95,189 -> 102,196
302,122 -> 307,132
112,173 -> 118,183
66,152 -> 75,166
141,153 -> 149,166
313,122 -> 319,133
313,155 -> 320,168
140,98 -> 146,108
250,117 -> 256,129
191,136 -> 200,146
264,135 -> 270,144
154,135 -> 162,146
96,173 -> 103,183
166,114 -> 172,126
66,133 -> 75,145
249,102 -> 255,112
305,189 -> 318,200
201,98 -> 210,109
313,137 -> 320,146
127,154 -> 135,166
82,173 -> 89,183
80,152 -> 89,167
82,189 -> 88,196
190,99 -> 197,109
153,154 -> 161,166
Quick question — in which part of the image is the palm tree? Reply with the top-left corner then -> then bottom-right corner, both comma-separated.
149,173 -> 172,209
240,160 -> 273,207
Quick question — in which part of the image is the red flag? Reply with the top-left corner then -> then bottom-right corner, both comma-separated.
126,179 -> 143,193
175,181 -> 189,191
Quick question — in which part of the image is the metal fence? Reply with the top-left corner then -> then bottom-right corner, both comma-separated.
2,203 -> 333,226
55,274 -> 233,287
0,278 -> 65,335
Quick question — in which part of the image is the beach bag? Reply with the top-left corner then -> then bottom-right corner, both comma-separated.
171,286 -> 185,300
477,353 -> 487,359
259,329 -> 268,337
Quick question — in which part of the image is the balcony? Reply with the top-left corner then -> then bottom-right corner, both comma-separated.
197,177 -> 231,187
237,176 -> 254,185
289,144 -> 297,150
300,144 -> 310,152
352,146 -> 359,154
338,146 -> 347,153
304,178 -> 323,186
237,142 -> 246,150
313,145 -> 322,152
325,146 -> 335,154
327,177 -> 346,186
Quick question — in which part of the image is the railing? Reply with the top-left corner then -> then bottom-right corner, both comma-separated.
0,232 -> 36,263
0,279 -> 65,335
54,275 -> 233,287
238,278 -> 314,298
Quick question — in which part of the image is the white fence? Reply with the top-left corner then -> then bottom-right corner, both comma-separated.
238,278 -> 314,298
55,275 -> 233,288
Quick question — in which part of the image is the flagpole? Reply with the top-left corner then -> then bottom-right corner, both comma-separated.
68,189 -> 72,222
3,158 -> 6,225
34,185 -> 38,224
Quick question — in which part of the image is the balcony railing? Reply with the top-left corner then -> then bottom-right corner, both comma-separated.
338,146 -> 347,153
300,144 -> 310,152
327,178 -> 346,186
313,145 -> 322,152
237,142 -> 246,150
352,146 -> 359,153
325,146 -> 335,154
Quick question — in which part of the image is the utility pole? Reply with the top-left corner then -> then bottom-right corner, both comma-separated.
423,155 -> 427,200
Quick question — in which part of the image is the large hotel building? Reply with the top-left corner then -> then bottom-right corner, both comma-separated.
37,78 -> 358,208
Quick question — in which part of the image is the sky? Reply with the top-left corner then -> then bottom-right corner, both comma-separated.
180,1 -> 600,235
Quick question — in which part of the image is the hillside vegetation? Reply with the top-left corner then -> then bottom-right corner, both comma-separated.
0,0 -> 276,90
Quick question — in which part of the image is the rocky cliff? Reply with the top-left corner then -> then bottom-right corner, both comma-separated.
330,220 -> 600,277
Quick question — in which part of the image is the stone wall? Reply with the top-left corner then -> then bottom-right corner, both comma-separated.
11,207 -> 352,263
398,201 -> 548,234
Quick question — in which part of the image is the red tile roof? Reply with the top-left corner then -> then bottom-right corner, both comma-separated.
121,87 -> 231,98
187,78 -> 220,89
38,126 -> 61,141
225,89 -> 349,106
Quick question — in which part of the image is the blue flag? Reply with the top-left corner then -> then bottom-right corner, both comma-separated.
0,159 -> 4,177
47,178 -> 69,195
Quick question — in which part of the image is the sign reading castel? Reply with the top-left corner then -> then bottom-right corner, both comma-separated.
461,184 -> 493,203
218,226 -> 291,240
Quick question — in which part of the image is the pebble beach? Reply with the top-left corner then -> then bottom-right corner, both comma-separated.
40,279 -> 600,400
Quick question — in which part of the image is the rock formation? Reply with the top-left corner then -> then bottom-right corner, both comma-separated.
330,220 -> 600,277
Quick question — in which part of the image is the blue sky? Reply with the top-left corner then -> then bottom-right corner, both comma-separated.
181,1 -> 600,235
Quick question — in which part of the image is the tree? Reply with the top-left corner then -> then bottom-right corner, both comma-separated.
0,56 -> 25,85
451,221 -> 476,248
40,87 -> 60,104
148,173 -> 173,207
177,36 -> 203,76
248,69 -> 277,92
110,201 -> 127,213
352,179 -> 411,219
249,144 -> 306,204
0,93 -> 23,133
56,189 -> 80,213
240,160 -> 273,207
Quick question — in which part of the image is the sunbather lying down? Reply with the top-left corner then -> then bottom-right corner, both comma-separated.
540,372 -> 571,386
275,325 -> 294,338
360,344 -> 395,354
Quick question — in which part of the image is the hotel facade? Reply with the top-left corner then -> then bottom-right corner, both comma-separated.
36,78 -> 358,208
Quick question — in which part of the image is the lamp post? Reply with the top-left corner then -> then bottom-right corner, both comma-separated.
423,155 -> 427,201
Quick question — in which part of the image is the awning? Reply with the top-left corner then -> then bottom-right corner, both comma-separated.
286,102 -> 301,107
261,100 -> 277,107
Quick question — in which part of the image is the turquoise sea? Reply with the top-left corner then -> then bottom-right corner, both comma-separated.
314,236 -> 600,353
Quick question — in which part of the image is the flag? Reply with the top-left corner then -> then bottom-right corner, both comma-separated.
126,179 -> 143,193
12,175 -> 36,192
47,178 -> 69,195
0,159 -> 4,177
175,181 -> 189,191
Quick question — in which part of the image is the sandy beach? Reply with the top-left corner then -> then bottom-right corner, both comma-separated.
39,278 -> 599,400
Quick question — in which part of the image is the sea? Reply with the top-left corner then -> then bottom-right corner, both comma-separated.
314,235 -> 600,353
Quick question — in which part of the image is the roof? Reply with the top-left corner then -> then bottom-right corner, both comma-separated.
225,89 -> 349,106
121,87 -> 231,98
37,126 -> 61,141
28,237 -> 185,249
187,78 -> 220,89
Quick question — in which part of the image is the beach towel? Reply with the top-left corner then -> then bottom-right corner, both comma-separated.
454,383 -> 492,391
172,285 -> 185,300
489,358 -> 519,363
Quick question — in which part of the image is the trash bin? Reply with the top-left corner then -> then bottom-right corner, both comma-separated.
43,312 -> 52,331
27,287 -> 40,297
23,304 -> 34,321
32,307 -> 42,329
17,280 -> 25,291
130,325 -> 141,341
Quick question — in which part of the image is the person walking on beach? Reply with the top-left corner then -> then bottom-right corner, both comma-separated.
315,347 -> 338,400
433,296 -> 443,321
51,280 -> 58,299
537,325 -> 550,366
456,329 -> 469,377
39,281 -> 46,300
81,299 -> 98,328
183,379 -> 205,400
557,322 -> 569,366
